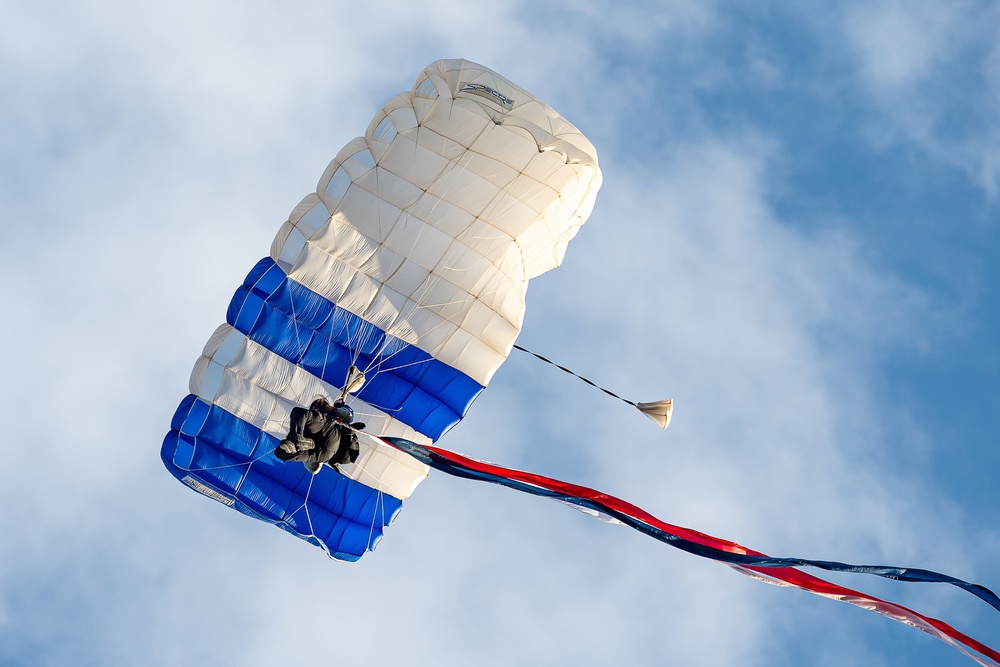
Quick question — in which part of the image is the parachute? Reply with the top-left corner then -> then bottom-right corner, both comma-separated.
162,59 -> 999,665
161,59 -> 602,560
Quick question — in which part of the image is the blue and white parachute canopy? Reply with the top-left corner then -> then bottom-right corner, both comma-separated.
161,59 -> 603,561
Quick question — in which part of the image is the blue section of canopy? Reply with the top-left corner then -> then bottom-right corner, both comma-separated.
161,257 -> 487,559
162,394 -> 402,561
228,257 -> 484,441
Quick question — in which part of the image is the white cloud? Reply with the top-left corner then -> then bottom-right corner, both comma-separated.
843,0 -> 957,89
1,2 -> 996,666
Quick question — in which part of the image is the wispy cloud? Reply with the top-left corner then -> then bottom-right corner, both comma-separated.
839,0 -> 1000,197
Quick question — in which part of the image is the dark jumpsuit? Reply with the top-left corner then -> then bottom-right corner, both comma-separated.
277,403 -> 360,466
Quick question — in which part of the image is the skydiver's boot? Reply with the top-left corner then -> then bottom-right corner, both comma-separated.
276,434 -> 316,461
276,436 -> 298,460
304,461 -> 323,474
293,434 -> 316,451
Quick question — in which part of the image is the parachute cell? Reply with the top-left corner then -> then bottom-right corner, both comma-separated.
161,59 -> 603,560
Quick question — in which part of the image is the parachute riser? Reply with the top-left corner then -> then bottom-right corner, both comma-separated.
336,364 -> 366,401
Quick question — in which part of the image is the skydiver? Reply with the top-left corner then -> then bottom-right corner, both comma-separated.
274,396 -> 360,473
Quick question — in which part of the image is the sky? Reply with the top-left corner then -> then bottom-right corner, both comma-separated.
2,1 -> 999,665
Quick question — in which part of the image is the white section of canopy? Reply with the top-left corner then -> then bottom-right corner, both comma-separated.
271,59 -> 602,387
190,324 -> 430,500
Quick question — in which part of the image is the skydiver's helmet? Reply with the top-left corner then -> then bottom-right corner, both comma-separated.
331,400 -> 354,425
310,397 -> 331,412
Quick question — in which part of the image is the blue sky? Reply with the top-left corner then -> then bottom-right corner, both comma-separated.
2,1 -> 998,665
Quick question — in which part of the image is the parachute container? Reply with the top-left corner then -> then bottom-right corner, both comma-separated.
161,59 -> 602,560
